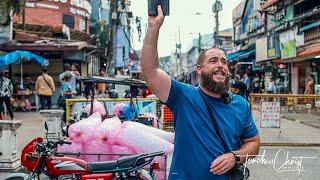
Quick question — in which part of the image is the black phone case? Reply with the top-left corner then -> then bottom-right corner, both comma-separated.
148,0 -> 170,16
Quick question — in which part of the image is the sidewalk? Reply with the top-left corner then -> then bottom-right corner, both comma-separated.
0,112 -> 43,179
252,109 -> 320,144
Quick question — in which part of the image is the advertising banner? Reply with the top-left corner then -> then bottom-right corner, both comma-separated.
256,37 -> 268,62
279,30 -> 296,59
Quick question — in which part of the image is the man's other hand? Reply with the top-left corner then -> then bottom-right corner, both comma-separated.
210,153 -> 236,175
148,6 -> 164,30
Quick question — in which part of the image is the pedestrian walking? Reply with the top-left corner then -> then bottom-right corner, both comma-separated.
252,73 -> 260,93
59,63 -> 79,91
267,78 -> 276,94
35,67 -> 55,110
141,6 -> 260,180
60,72 -> 77,123
71,63 -> 81,94
304,74 -> 315,104
0,70 -> 14,120
242,73 -> 251,90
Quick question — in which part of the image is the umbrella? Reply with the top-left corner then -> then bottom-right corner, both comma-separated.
0,50 -> 49,88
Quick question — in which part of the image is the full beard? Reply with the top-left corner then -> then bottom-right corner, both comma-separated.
200,71 -> 230,95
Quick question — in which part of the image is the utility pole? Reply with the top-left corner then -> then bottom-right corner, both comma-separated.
107,0 -> 119,77
178,26 -> 182,75
175,27 -> 182,77
22,1 -> 26,30
212,0 -> 222,48
198,32 -> 201,53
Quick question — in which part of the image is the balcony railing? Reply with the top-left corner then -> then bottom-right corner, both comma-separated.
304,27 -> 320,45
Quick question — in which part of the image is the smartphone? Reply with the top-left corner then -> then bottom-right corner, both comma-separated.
148,0 -> 170,16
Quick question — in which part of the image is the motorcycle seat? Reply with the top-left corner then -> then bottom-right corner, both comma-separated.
88,160 -> 118,173
117,154 -> 145,169
87,154 -> 146,173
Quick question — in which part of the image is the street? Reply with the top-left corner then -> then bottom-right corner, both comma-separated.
0,112 -> 319,179
1,1 -> 320,180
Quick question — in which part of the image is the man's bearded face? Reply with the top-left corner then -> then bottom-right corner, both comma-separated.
200,67 -> 229,95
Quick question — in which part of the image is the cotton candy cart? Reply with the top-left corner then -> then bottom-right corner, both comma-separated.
61,76 -> 173,179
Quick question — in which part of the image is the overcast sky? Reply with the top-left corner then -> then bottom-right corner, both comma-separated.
130,0 -> 242,57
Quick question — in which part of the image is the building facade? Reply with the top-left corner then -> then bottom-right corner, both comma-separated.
14,0 -> 91,33
229,0 -> 320,94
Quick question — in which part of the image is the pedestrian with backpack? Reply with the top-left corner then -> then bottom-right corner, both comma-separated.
35,67 -> 55,110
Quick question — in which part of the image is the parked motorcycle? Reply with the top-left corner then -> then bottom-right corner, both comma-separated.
5,123 -> 165,180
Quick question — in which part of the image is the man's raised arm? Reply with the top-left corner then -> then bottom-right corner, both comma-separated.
141,6 -> 171,103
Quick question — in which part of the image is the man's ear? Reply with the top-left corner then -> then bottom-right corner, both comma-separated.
195,65 -> 202,76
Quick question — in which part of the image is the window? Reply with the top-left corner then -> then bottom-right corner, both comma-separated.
79,18 -> 86,32
62,14 -> 74,29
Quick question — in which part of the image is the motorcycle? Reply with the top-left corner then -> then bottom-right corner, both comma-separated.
5,123 -> 165,180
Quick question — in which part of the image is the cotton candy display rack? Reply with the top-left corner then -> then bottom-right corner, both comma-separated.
57,113 -> 174,179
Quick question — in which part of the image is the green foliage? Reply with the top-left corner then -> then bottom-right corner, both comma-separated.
90,18 -> 109,48
0,0 -> 25,25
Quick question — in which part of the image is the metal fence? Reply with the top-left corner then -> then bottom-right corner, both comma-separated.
65,98 -> 162,125
158,94 -> 320,147
250,93 -> 320,147
65,95 -> 320,147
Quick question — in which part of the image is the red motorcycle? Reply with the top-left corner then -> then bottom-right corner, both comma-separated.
4,137 -> 165,180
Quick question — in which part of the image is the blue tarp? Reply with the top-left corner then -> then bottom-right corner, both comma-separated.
0,50 -> 48,68
0,50 -> 49,89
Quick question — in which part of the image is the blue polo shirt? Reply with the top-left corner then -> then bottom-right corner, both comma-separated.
165,80 -> 258,180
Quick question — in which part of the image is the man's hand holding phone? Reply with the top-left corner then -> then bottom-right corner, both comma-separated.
148,6 -> 165,30
148,0 -> 169,16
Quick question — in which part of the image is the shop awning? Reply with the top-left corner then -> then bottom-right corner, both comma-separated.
238,49 -> 256,59
0,41 -> 90,51
299,20 -> 320,33
297,44 -> 320,57
227,50 -> 246,61
227,49 -> 256,61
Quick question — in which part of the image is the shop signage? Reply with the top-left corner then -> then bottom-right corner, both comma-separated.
232,2 -> 244,21
267,35 -> 277,58
256,37 -> 268,62
279,30 -> 297,59
261,101 -> 280,128
47,0 -> 92,15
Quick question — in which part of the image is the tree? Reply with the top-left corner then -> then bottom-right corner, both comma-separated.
90,18 -> 109,48
0,0 -> 25,25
